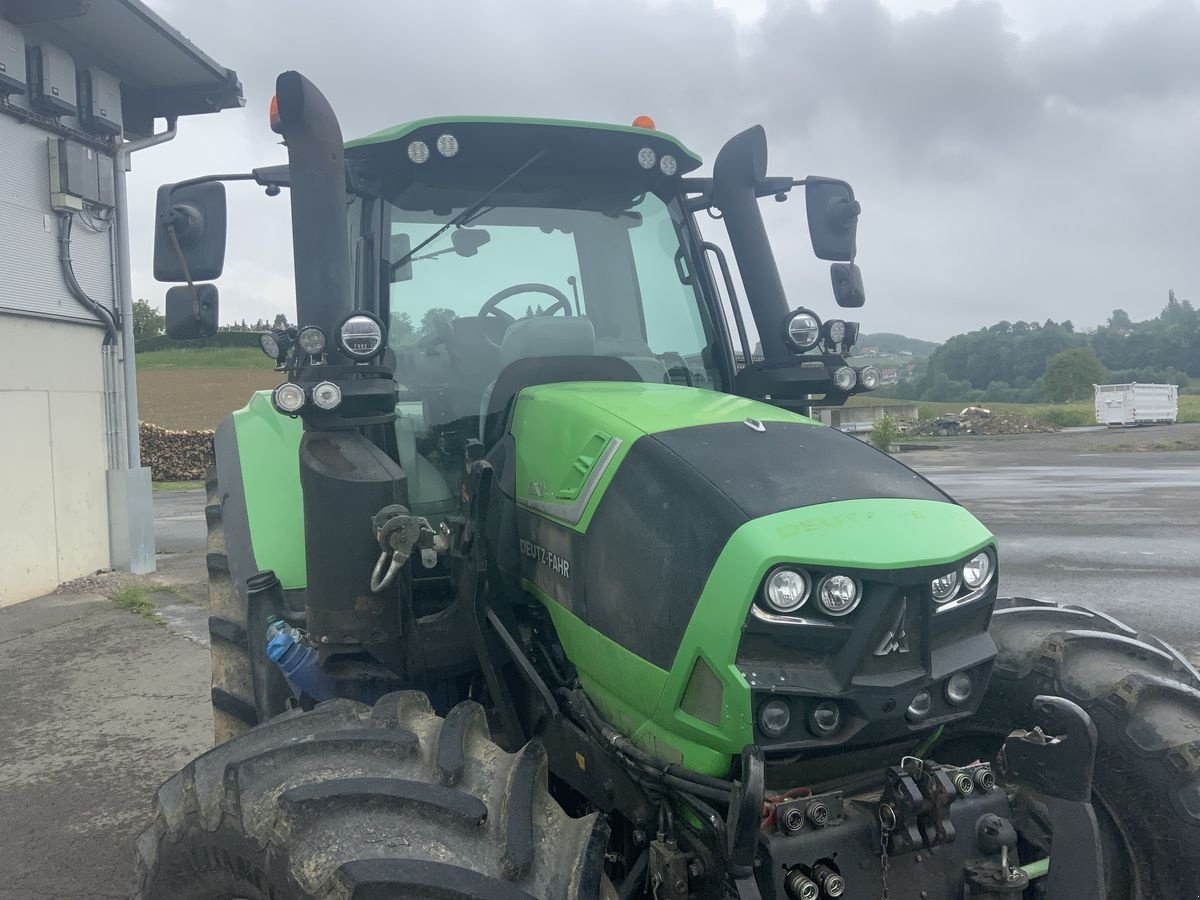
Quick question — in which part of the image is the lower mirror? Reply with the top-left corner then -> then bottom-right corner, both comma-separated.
164,283 -> 220,340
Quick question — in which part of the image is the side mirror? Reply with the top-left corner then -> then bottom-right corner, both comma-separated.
164,284 -> 219,339
389,232 -> 413,284
805,177 -> 859,262
153,181 -> 228,282
831,262 -> 866,308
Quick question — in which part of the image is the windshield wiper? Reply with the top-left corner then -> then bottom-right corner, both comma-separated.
391,149 -> 546,274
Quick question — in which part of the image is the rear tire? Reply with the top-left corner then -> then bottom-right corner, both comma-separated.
135,692 -> 610,899
942,597 -> 1200,899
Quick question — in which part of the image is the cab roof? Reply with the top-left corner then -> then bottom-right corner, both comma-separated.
345,115 -> 703,176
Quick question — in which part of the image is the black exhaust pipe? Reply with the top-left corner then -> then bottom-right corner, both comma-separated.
711,126 -> 792,363
273,71 -> 353,364
274,71 -> 407,650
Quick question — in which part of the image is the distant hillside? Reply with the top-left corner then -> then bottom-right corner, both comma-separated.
858,332 -> 939,357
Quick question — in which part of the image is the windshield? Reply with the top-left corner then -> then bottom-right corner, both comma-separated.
383,184 -> 724,438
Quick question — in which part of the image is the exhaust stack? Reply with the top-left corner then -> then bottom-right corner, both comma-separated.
273,71 -> 353,363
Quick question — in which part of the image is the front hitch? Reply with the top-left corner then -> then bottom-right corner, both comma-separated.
1001,695 -> 1106,900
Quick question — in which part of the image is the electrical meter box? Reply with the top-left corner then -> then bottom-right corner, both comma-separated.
96,150 -> 115,207
0,17 -> 26,94
79,67 -> 122,135
48,138 -> 102,210
28,42 -> 77,116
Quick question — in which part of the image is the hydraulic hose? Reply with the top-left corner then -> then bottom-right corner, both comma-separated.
566,689 -> 736,795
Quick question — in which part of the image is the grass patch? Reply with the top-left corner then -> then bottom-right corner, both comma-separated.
110,585 -> 165,623
152,480 -> 204,492
136,347 -> 274,370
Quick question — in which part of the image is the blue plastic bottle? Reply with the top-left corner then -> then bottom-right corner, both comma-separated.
266,619 -> 337,701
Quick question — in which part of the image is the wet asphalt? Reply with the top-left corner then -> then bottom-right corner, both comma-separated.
904,442 -> 1200,660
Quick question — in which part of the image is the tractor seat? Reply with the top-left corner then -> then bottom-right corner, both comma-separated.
593,335 -> 670,384
479,316 -> 597,439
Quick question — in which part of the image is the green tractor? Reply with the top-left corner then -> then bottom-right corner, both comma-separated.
137,72 -> 1200,899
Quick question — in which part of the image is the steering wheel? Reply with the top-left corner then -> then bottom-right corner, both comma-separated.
478,283 -> 574,334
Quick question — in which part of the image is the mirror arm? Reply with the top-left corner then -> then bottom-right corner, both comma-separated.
162,222 -> 203,322
680,177 -> 713,212
755,176 -> 802,199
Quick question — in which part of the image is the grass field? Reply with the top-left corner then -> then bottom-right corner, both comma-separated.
136,346 -> 281,429
136,347 -> 274,369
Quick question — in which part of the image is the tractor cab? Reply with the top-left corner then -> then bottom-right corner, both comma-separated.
344,118 -> 730,516
332,116 -> 870,518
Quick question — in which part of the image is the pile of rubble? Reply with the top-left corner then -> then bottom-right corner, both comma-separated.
907,407 -> 1060,437
963,412 -> 1060,434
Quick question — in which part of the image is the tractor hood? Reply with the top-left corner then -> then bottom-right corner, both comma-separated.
501,382 -> 998,773
508,381 -> 958,536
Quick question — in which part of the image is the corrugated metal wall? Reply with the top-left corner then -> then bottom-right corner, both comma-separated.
0,115 -> 116,323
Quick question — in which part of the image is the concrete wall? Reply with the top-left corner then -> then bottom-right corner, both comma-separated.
816,403 -> 920,432
0,317 -> 112,606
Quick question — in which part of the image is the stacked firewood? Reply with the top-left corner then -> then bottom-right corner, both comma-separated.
140,422 -> 215,481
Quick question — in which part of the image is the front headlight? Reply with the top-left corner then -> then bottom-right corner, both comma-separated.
311,381 -> 342,411
783,308 -> 822,352
259,330 -> 281,360
931,571 -> 959,602
817,574 -> 861,616
962,550 -> 994,589
763,567 -> 810,613
336,311 -> 387,361
857,366 -> 881,390
824,319 -> 846,345
297,325 -> 327,355
272,382 -> 306,414
833,366 -> 857,391
759,699 -> 791,737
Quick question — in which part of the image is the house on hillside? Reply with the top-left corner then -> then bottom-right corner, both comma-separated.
0,0 -> 242,606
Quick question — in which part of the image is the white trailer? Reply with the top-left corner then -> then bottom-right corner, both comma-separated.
1094,383 -> 1178,426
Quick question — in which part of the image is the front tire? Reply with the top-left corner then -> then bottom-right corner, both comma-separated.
135,693 -> 609,899
944,597 -> 1200,899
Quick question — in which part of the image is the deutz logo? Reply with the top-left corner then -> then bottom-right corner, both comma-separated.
874,598 -> 911,656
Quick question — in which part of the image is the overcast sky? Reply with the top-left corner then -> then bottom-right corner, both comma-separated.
130,0 -> 1200,342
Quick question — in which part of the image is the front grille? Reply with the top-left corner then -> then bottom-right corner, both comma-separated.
857,587 -> 925,675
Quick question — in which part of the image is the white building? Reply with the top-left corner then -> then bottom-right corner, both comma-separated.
0,0 -> 241,606
814,402 -> 920,434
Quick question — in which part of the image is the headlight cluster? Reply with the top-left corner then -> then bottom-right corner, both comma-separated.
760,566 -> 862,618
931,549 -> 996,610
408,134 -> 459,164
271,380 -> 342,416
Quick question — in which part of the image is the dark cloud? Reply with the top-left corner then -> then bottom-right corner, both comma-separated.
129,0 -> 1200,340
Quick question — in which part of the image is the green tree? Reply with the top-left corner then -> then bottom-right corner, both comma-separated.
870,414 -> 898,452
132,299 -> 164,341
390,312 -> 414,342
419,307 -> 458,338
1042,347 -> 1108,402
273,313 -> 291,329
